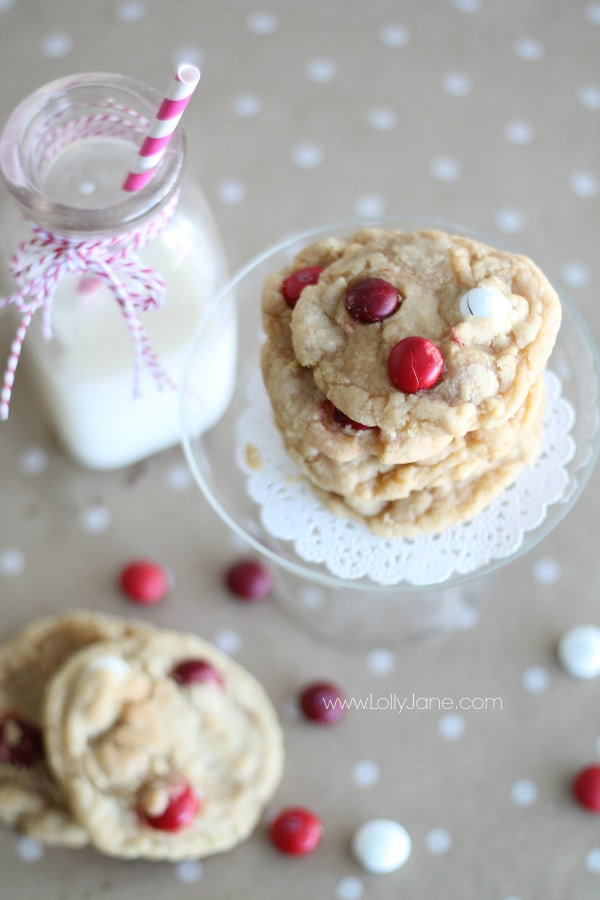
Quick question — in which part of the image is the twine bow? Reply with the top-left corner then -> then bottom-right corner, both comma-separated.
0,192 -> 179,419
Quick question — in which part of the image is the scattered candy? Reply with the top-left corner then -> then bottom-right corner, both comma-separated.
140,783 -> 200,831
269,806 -> 323,855
0,714 -> 45,767
388,336 -> 443,393
322,399 -> 373,431
572,765 -> 600,812
557,625 -> 600,679
225,558 -> 272,601
459,285 -> 512,319
282,267 -> 324,308
345,277 -> 401,323
119,560 -> 170,605
171,658 -> 224,687
351,818 -> 412,874
299,681 -> 346,724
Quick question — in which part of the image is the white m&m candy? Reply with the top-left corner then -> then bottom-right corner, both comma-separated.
351,818 -> 412,873
460,286 -> 512,319
557,625 -> 600,679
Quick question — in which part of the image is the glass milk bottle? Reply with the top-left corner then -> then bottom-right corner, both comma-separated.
0,72 -> 236,469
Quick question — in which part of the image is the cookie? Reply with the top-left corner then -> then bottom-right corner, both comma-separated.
289,228 -> 561,438
0,610 -> 152,846
261,271 -> 453,465
285,378 -> 545,510
315,379 -> 545,536
43,630 -> 284,861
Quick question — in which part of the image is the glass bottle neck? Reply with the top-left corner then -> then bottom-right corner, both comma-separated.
0,72 -> 185,236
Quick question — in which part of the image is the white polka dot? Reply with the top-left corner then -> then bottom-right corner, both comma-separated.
441,71 -> 472,97
216,179 -> 247,205
367,106 -> 397,131
175,860 -> 204,883
231,93 -> 263,117
578,84 -> 600,110
510,778 -> 538,806
366,647 -> 396,675
378,23 -> 411,47
0,0 -> 16,10
533,556 -> 562,584
513,37 -> 544,61
352,759 -> 380,787
430,155 -> 461,182
213,628 -> 241,655
114,1 -> 147,22
16,837 -> 44,862
164,464 -> 192,491
584,3 -> 600,25
304,57 -> 338,83
425,827 -> 453,854
569,170 -> 599,197
438,712 -> 465,740
77,180 -> 96,195
172,45 -> 204,68
18,446 -> 48,476
504,120 -> 535,144
246,10 -> 278,35
79,504 -> 111,533
291,142 -> 323,168
452,0 -> 482,11
494,208 -> 524,234
455,604 -> 480,630
586,848 -> 600,873
40,30 -> 73,58
522,666 -> 550,693
298,585 -> 324,609
1,548 -> 26,577
335,876 -> 365,900
354,193 -> 385,219
562,261 -> 591,289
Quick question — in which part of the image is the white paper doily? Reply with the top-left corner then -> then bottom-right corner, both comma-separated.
235,369 -> 576,586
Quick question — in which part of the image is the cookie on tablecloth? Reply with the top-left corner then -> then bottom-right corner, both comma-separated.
0,610 -> 153,846
43,629 -> 283,861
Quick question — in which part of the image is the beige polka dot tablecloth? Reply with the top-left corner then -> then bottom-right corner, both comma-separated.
1,1 -> 600,898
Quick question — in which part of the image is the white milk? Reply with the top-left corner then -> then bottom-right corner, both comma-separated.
0,192 -> 236,469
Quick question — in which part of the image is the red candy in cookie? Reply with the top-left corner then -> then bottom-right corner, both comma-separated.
345,277 -> 401,323
119,560 -> 170,605
269,806 -> 323,855
322,399 -> 373,432
299,681 -> 346,724
171,658 -> 224,687
573,765 -> 600,812
0,714 -> 45,767
388,336 -> 443,393
141,783 -> 200,832
282,266 -> 324,308
225,558 -> 272,601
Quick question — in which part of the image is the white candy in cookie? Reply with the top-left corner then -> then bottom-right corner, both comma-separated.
42,629 -> 283,861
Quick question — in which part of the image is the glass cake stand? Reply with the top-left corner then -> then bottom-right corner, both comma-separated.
180,218 -> 600,644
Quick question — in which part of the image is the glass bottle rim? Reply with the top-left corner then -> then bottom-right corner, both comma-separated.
0,71 -> 185,235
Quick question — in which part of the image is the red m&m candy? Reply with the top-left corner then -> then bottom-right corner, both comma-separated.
0,714 -> 45,767
388,336 -> 443,393
282,267 -> 323,308
299,681 -> 346,724
119,560 -> 170,605
171,658 -> 223,687
345,277 -> 401,323
572,764 -> 600,812
140,782 -> 200,832
225,558 -> 272,601
322,399 -> 373,432
269,806 -> 323,855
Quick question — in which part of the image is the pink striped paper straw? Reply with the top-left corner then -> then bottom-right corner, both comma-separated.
122,63 -> 200,192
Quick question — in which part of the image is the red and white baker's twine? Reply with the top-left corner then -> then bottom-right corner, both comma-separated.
0,192 -> 179,420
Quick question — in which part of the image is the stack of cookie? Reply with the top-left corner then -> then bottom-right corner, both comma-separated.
0,611 -> 283,859
260,228 -> 561,537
